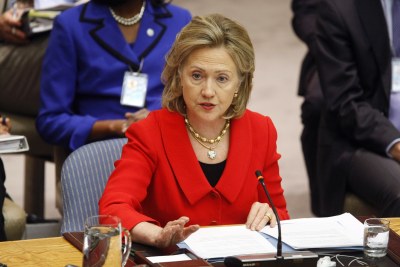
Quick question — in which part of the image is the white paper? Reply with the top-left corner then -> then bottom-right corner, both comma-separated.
261,213 -> 363,249
147,254 -> 192,263
0,134 -> 29,154
183,225 -> 276,259
34,0 -> 74,9
33,0 -> 88,10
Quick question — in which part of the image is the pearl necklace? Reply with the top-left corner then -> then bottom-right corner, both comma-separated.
109,1 -> 145,26
185,117 -> 230,160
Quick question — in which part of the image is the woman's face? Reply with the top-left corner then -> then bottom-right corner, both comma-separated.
180,47 -> 240,123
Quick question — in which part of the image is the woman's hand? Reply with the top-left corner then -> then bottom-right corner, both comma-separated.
0,116 -> 11,135
90,110 -> 150,140
154,216 -> 200,248
122,109 -> 150,132
0,6 -> 29,44
389,142 -> 400,163
89,119 -> 127,141
246,201 -> 276,231
131,216 -> 200,248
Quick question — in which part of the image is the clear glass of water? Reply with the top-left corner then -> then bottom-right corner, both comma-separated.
363,218 -> 390,258
83,215 -> 131,266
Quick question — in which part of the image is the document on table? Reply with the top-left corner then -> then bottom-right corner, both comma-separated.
261,213 -> 363,249
182,213 -> 363,260
147,254 -> 192,263
183,225 -> 276,259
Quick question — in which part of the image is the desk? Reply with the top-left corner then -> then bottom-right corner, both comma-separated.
387,217 -> 400,233
0,218 -> 399,267
0,237 -> 82,267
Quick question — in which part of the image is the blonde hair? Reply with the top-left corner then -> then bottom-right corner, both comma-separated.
161,13 -> 255,119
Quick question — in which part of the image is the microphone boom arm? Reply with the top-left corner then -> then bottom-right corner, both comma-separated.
255,170 -> 283,259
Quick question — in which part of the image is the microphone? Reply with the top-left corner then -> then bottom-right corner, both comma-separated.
255,169 -> 283,259
224,170 -> 318,267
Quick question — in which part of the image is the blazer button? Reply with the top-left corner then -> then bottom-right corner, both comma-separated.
210,191 -> 218,199
210,220 -> 218,225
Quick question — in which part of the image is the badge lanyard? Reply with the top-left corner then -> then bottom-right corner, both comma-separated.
120,58 -> 148,107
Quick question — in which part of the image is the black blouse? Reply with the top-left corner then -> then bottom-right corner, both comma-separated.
199,160 -> 226,187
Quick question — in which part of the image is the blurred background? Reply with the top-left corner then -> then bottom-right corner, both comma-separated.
2,0 -> 312,228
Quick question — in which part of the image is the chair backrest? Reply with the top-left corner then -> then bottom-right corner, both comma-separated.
60,138 -> 127,233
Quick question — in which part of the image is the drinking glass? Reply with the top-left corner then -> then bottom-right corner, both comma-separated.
363,218 -> 390,258
83,215 -> 132,266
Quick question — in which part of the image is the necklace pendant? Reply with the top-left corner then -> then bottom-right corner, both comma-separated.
208,150 -> 217,160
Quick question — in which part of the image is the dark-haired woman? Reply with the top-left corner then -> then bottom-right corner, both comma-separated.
37,0 -> 191,151
36,0 -> 191,212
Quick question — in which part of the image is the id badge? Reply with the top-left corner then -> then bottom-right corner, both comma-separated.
392,59 -> 400,93
121,72 -> 148,107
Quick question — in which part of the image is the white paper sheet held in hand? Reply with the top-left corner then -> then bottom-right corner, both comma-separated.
261,213 -> 363,249
183,225 -> 276,259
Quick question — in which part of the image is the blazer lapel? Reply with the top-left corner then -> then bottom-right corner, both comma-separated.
356,0 -> 392,97
160,110 -> 212,206
160,110 -> 252,205
215,113 -> 252,204
79,2 -> 168,71
131,3 -> 169,60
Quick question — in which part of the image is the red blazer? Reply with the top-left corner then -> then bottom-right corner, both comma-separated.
99,109 -> 289,231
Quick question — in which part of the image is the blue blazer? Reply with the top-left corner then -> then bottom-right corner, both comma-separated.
36,1 -> 191,150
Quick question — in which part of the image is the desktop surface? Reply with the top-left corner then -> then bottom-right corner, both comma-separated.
0,218 -> 399,267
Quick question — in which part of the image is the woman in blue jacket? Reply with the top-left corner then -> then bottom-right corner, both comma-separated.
36,0 -> 191,151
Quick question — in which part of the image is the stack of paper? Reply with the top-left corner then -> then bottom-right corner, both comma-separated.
262,213 -> 363,249
183,225 -> 276,259
182,213 -> 363,260
33,0 -> 89,11
22,0 -> 89,36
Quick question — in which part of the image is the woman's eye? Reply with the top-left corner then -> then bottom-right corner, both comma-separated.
192,73 -> 202,80
217,76 -> 228,83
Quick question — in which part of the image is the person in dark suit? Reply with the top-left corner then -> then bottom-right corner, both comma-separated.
291,0 -> 323,215
0,117 -> 26,241
1,117 -> 13,241
315,0 -> 400,216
